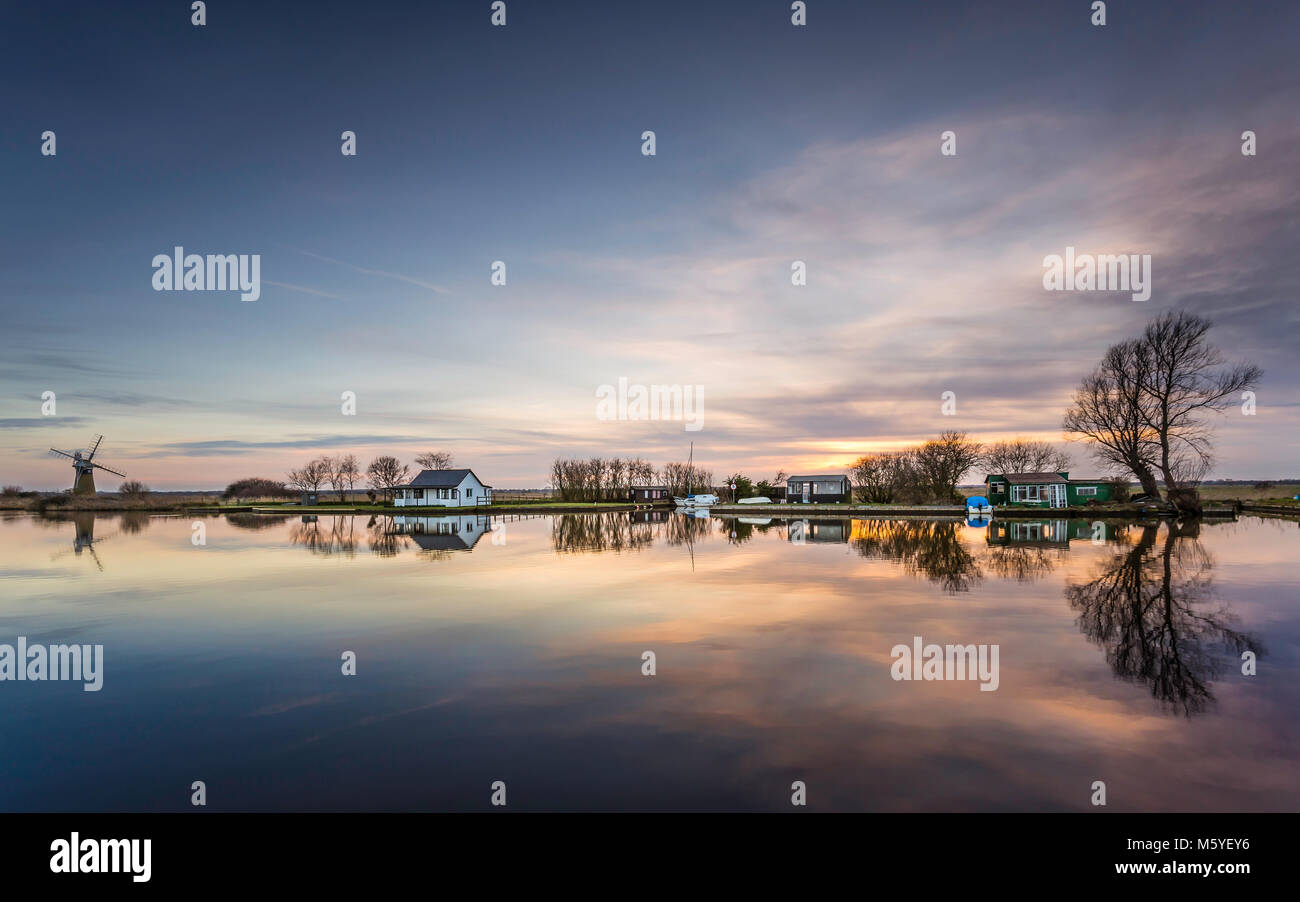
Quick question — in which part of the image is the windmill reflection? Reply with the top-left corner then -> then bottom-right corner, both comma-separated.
1065,521 -> 1260,716
49,512 -> 113,571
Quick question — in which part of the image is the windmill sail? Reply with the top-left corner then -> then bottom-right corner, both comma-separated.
50,435 -> 126,495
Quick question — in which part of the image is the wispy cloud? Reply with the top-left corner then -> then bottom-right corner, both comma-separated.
298,251 -> 450,295
0,417 -> 88,429
263,280 -> 346,300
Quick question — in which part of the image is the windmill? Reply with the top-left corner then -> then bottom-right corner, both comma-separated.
49,435 -> 126,495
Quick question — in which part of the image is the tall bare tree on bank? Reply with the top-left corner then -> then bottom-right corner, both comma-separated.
366,456 -> 409,501
1064,338 -> 1163,497
1064,314 -> 1260,508
1138,312 -> 1261,499
981,438 -> 1070,476
414,451 -> 454,470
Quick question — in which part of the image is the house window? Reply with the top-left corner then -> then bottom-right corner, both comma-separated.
1012,485 -> 1042,502
991,483 -> 1005,494
1075,486 -> 1097,496
414,489 -> 424,499
467,488 -> 474,498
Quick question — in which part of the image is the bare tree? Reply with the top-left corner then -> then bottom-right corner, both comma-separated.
1064,314 -> 1260,508
366,455 -> 409,501
981,438 -> 1070,476
914,431 -> 982,502
849,451 -> 914,503
331,453 -> 361,501
118,479 -> 150,499
1064,339 -> 1163,498
287,458 -> 331,494
1137,312 -> 1261,495
414,450 -> 455,470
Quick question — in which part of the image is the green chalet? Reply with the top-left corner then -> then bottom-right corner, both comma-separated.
983,471 -> 1114,508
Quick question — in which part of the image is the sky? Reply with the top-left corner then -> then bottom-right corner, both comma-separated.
2,0 -> 1297,490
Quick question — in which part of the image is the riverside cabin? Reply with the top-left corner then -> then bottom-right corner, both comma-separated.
984,472 -> 1113,508
629,485 -> 671,503
786,474 -> 853,504
393,469 -> 492,508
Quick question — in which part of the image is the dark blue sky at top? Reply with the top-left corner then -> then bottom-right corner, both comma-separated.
2,0 -> 1297,486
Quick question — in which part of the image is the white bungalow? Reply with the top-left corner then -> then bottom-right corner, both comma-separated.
393,468 -> 493,507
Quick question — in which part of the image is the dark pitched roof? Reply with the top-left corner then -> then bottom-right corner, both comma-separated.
787,474 -> 849,481
991,472 -> 1067,484
406,531 -> 485,552
400,468 -> 492,488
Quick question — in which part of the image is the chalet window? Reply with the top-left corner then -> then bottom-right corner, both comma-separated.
414,489 -> 424,499
467,488 -> 474,498
991,483 -> 1005,493
1075,486 -> 1097,496
1012,485 -> 1042,502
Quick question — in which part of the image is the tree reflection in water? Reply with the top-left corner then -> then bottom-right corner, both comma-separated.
287,515 -> 361,557
1066,521 -> 1260,716
549,511 -> 717,554
850,519 -> 983,592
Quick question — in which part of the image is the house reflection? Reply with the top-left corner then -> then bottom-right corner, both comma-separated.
390,514 -> 489,553
788,518 -> 851,544
986,518 -> 1122,546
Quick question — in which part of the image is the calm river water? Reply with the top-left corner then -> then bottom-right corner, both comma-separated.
1,510 -> 1296,811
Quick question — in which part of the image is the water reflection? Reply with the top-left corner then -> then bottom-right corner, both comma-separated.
227,513 -> 293,530
4,509 -> 1295,811
850,519 -> 982,592
45,511 -> 118,570
391,514 -> 489,555
287,515 -> 363,557
1066,521 -> 1260,716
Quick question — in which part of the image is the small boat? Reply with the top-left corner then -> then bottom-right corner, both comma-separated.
966,495 -> 993,516
674,493 -> 719,508
736,496 -> 772,505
